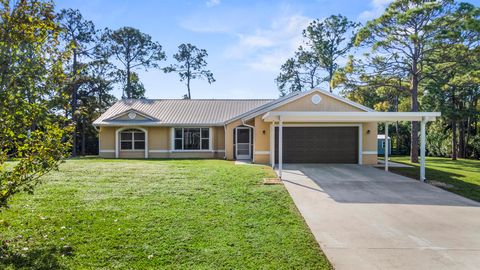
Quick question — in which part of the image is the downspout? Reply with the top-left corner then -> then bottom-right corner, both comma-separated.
242,118 -> 255,163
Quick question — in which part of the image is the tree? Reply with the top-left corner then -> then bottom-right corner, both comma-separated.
0,0 -> 71,209
354,0 -> 457,163
334,54 -> 412,154
276,48 -> 322,96
164,43 -> 215,99
77,59 -> 117,155
82,59 -> 117,111
304,15 -> 359,92
102,27 -> 166,99
116,70 -> 146,99
276,15 -> 358,96
422,2 -> 480,160
58,8 -> 96,157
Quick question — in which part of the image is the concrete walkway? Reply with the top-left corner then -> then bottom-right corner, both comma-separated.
280,164 -> 480,270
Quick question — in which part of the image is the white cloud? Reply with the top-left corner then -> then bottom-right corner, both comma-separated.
224,14 -> 312,72
206,0 -> 220,7
359,0 -> 393,21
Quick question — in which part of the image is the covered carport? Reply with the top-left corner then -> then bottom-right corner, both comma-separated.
263,111 -> 441,182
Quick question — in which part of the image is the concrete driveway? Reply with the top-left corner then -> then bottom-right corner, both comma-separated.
281,164 -> 480,270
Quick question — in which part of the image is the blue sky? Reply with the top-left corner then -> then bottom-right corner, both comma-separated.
56,0 -> 480,99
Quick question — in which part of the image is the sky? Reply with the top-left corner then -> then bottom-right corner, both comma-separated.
56,0 -> 480,100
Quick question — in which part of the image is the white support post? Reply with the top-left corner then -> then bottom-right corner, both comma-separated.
385,122 -> 389,171
420,118 -> 426,182
278,117 -> 283,179
270,121 -> 275,168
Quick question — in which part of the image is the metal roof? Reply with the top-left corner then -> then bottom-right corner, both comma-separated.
93,99 -> 274,126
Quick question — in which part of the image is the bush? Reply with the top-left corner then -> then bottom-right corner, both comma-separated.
426,123 -> 451,157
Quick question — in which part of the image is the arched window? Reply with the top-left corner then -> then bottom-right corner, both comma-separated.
120,129 -> 145,150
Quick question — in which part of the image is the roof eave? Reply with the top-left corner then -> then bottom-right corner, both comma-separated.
262,111 -> 441,122
93,121 -> 226,127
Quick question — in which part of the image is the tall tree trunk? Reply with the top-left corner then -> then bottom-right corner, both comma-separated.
410,73 -> 419,163
187,77 -> 191,99
466,116 -> 471,158
72,48 -> 78,157
126,64 -> 131,99
451,88 -> 457,160
474,98 -> 478,135
81,117 -> 86,156
459,119 -> 465,158
458,101 -> 465,158
99,90 -> 102,110
186,61 -> 191,99
452,119 -> 457,160
394,94 -> 400,154
328,65 -> 334,93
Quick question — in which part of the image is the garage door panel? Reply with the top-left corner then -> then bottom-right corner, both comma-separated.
275,127 -> 358,163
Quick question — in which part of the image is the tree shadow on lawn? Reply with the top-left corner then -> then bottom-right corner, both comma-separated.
0,244 -> 70,270
389,165 -> 480,203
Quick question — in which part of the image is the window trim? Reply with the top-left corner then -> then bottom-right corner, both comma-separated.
171,127 -> 212,151
120,129 -> 146,151
115,127 -> 148,159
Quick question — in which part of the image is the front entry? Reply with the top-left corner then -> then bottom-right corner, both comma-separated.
235,127 -> 251,160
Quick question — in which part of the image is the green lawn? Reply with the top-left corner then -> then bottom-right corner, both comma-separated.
0,159 -> 331,269
387,156 -> 480,202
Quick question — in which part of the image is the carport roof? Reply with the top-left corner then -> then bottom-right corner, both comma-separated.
262,111 -> 441,122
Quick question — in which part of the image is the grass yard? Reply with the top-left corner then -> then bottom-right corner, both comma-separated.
0,159 -> 331,269
388,156 -> 480,202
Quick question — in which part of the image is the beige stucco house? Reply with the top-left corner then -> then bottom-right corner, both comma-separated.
93,89 -> 439,179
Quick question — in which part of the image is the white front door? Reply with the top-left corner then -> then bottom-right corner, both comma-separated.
235,127 -> 251,160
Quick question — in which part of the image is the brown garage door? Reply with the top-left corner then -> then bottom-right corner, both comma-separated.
275,127 -> 358,163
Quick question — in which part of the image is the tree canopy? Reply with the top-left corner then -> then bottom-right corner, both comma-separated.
0,0 -> 71,209
276,15 -> 358,95
164,43 -> 215,99
101,27 -> 166,99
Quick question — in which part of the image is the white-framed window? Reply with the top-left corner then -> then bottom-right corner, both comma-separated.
174,128 -> 210,150
120,129 -> 145,150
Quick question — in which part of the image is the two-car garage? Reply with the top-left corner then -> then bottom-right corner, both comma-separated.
275,126 -> 359,164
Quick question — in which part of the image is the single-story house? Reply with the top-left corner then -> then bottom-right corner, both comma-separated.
377,135 -> 392,155
93,88 -> 440,181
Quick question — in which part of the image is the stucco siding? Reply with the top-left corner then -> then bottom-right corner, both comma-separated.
149,151 -> 223,159
254,116 -> 270,152
99,127 -> 115,151
213,126 -> 225,151
362,154 -> 377,165
225,119 -> 242,160
273,92 -> 364,112
99,151 -> 115,158
119,151 -> 145,159
362,122 -> 378,152
148,127 -> 169,150
254,154 -> 270,164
